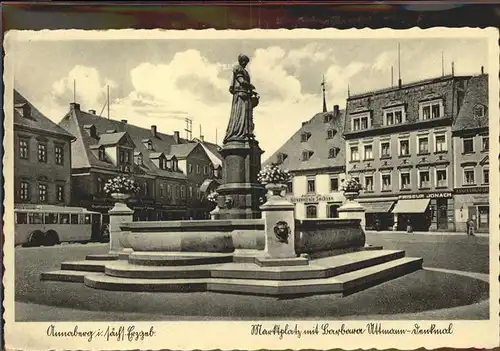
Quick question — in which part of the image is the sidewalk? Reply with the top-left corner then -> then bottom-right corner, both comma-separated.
365,230 -> 489,238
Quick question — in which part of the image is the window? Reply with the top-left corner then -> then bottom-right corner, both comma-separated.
301,133 -> 309,142
328,204 -> 339,218
37,143 -> 47,163
399,139 -> 409,156
464,168 -> 475,185
474,105 -> 485,118
328,148 -> 339,159
482,136 -> 489,151
38,183 -> 47,202
360,117 -> 368,129
435,134 -> 447,152
380,142 -> 390,158
188,186 -> 193,198
98,147 -> 105,161
188,164 -> 193,173
286,181 -> 293,193
70,214 -> 79,224
327,129 -> 336,139
135,154 -> 143,165
307,179 -> 315,193
143,182 -> 149,196
463,138 -> 474,154
119,149 -> 130,164
350,146 -> 359,161
160,184 -> 164,197
96,177 -> 105,194
395,110 -> 403,124
302,151 -> 311,161
28,213 -> 43,224
306,205 -> 317,218
167,184 -> 173,198
420,100 -> 442,120
19,139 -> 29,159
436,169 -> 447,187
419,171 -> 430,189
55,145 -> 64,165
181,185 -> 186,199
59,213 -> 70,224
56,185 -> 64,202
400,172 -> 411,190
418,137 -> 429,154
203,166 -> 208,175
147,140 -> 153,150
382,174 -> 391,191
353,118 -> 361,131
483,168 -> 489,184
20,181 -> 30,201
196,165 -> 201,174
386,111 -> 394,126
365,176 -> 373,192
83,214 -> 91,224
384,108 -> 404,126
364,145 -> 373,160
277,153 -> 287,164
16,212 -> 28,224
330,177 -> 339,192
44,213 -> 58,224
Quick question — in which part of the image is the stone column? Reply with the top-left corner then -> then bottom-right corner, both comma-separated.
338,197 -> 366,230
217,139 -> 266,219
255,184 -> 308,267
109,200 -> 134,255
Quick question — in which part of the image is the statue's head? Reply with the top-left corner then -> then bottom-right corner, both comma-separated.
238,54 -> 250,67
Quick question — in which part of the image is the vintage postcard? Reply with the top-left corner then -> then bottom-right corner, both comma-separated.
3,27 -> 499,350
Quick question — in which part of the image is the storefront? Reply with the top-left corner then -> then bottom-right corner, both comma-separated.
359,200 -> 396,231
392,192 -> 454,232
454,186 -> 489,233
290,194 -> 344,219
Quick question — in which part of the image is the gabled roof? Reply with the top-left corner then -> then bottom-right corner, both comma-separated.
98,132 -> 128,146
453,74 -> 488,131
169,143 -> 198,158
193,138 -> 223,167
13,90 -> 74,139
149,152 -> 164,159
263,110 -> 346,172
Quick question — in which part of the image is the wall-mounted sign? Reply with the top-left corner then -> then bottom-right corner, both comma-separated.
454,187 -> 489,195
290,194 -> 341,203
398,192 -> 453,200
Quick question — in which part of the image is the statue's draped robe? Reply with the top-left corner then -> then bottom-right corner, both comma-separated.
224,65 -> 254,143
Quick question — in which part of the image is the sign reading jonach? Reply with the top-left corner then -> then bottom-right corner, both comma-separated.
398,192 -> 453,200
290,195 -> 341,203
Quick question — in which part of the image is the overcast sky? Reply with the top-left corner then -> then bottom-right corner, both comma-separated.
11,36 -> 487,160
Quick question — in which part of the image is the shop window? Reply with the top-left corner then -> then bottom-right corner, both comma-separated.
307,179 -> 315,193
364,144 -> 373,160
463,138 -> 474,154
306,205 -> 317,218
380,141 -> 391,158
434,134 -> 447,152
400,172 -> 411,190
350,146 -> 359,161
436,169 -> 447,188
328,204 -> 339,218
365,176 -> 373,192
399,139 -> 410,156
330,177 -> 339,192
419,171 -> 430,189
418,137 -> 429,154
464,168 -> 475,185
381,174 -> 391,191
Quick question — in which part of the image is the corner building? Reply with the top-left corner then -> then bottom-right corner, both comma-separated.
344,74 -> 473,231
264,106 -> 346,219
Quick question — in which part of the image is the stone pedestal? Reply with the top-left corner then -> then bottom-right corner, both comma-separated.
109,201 -> 134,254
217,139 -> 266,219
256,185 -> 308,267
338,201 -> 366,230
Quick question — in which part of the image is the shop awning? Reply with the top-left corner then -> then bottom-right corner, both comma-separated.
362,201 -> 395,214
200,179 -> 219,193
392,199 -> 430,214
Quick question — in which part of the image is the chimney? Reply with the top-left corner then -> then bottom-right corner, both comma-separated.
70,102 -> 80,111
481,66 -> 484,75
200,135 -> 204,142
151,125 -> 157,137
333,105 -> 339,116
173,131 -> 180,144
88,109 -> 96,115
121,119 -> 127,124
398,78 -> 402,89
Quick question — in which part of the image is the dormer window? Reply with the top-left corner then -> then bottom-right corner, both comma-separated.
159,158 -> 165,170
328,147 -> 339,158
383,106 -> 406,126
474,104 -> 485,118
119,149 -> 130,165
171,160 -> 178,171
98,147 -> 105,161
15,103 -> 31,119
134,153 -> 143,165
142,139 -> 153,150
302,150 -> 313,161
327,129 -> 337,139
419,99 -> 443,120
323,114 -> 333,123
300,132 -> 311,142
351,112 -> 371,131
277,153 -> 288,164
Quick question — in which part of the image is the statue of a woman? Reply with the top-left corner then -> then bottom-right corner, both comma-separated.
223,54 -> 259,144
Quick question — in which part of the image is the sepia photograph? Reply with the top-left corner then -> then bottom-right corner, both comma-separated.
3,27 -> 499,350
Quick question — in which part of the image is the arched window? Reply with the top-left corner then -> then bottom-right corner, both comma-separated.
306,205 -> 317,218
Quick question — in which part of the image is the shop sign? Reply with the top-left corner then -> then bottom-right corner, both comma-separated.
290,194 -> 340,203
398,192 -> 453,200
454,186 -> 489,194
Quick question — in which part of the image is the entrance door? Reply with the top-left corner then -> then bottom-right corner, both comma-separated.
328,204 -> 340,218
478,206 -> 489,230
436,198 -> 448,230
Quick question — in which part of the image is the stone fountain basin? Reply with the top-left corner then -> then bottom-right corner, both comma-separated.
120,218 -> 365,255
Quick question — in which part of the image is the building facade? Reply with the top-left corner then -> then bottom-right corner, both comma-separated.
14,90 -> 75,207
264,106 -> 346,219
344,74 -> 472,231
452,73 -> 489,233
58,102 -> 222,222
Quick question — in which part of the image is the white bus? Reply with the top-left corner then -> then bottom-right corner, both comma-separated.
14,205 -> 103,247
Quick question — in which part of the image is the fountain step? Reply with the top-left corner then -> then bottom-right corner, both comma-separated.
82,257 -> 422,297
41,270 -> 88,283
105,262 -> 220,279
86,254 -> 120,261
60,260 -> 109,272
128,252 -> 234,266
